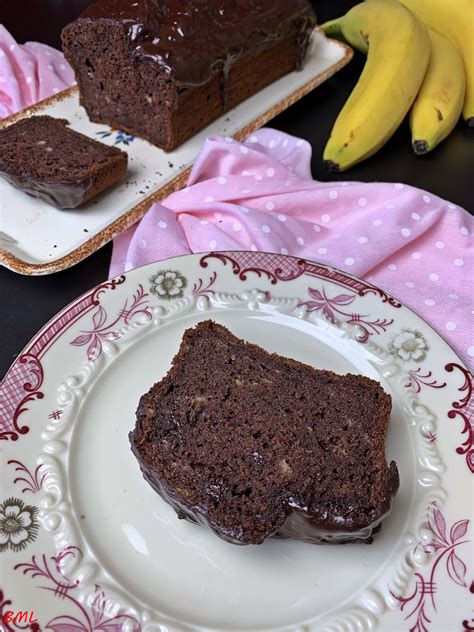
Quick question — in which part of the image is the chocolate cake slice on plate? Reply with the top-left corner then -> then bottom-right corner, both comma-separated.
0,115 -> 127,208
130,321 -> 399,545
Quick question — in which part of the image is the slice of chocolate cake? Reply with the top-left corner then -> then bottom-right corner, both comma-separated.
130,321 -> 399,545
0,115 -> 127,208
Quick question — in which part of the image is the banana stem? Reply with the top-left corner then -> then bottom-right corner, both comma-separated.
321,18 -> 345,41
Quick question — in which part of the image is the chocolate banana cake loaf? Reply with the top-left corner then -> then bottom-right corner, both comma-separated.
62,0 -> 317,151
0,115 -> 127,208
130,321 -> 399,545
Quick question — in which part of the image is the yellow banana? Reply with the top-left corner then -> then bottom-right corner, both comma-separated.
410,30 -> 465,154
321,0 -> 430,171
398,0 -> 474,126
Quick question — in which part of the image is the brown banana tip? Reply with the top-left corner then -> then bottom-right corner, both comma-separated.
466,117 -> 474,128
413,140 -> 429,155
324,160 -> 340,173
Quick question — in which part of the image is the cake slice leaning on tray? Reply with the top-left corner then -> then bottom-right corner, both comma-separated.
130,321 -> 399,545
0,115 -> 127,208
61,0 -> 317,151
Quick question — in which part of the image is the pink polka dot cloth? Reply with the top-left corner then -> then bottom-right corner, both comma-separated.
0,25 -> 75,119
111,129 -> 473,369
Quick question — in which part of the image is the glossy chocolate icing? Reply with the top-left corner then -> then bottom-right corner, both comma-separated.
134,453 -> 396,545
80,0 -> 316,88
0,168 -> 92,209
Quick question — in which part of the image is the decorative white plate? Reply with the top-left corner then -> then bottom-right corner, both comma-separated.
0,30 -> 352,276
1,252 -> 472,632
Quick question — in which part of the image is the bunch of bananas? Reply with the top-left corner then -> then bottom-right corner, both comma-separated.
321,0 -> 473,171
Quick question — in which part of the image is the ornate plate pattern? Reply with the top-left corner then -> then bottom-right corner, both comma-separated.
0,251 -> 472,632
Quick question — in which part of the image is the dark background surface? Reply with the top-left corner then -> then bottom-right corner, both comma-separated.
0,0 -> 473,378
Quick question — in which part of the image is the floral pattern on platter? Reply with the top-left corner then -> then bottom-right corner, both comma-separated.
298,286 -> 393,343
388,329 -> 430,363
193,272 -> 217,298
404,369 -> 447,394
149,270 -> 187,301
70,284 -> 151,361
445,363 -> 474,473
0,498 -> 39,553
8,460 -> 49,494
14,546 -> 141,632
393,503 -> 471,632
95,129 -> 135,146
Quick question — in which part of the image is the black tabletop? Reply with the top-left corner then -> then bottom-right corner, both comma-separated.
1,0 -> 473,378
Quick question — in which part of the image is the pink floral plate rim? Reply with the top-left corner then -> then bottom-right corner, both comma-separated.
0,251 -> 472,632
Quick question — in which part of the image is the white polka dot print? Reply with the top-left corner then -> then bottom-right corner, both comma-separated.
445,321 -> 457,331
224,137 -> 233,143
249,135 -> 258,143
138,239 -> 147,249
60,63 -> 66,71
241,170 -> 250,176
429,273 -> 439,282
387,264 -> 397,271
254,174 -> 263,181
411,212 -> 420,221
329,190 -> 338,199
449,293 -> 459,299
358,197 -> 367,207
277,214 -> 287,222
261,225 -> 270,233
394,183 -> 404,189
280,247 -> 288,255
296,237 -> 305,246
468,347 -> 474,357
25,76 -> 33,84
268,140 -> 276,148
124,262 -> 133,271
318,247 -> 327,255
454,258 -> 464,266
405,281 -> 415,288
358,236 -> 368,244
448,203 -> 457,210
345,257 -> 355,266
296,139 -> 304,147
321,214 -> 330,223
424,299 -> 435,306
204,196 -> 214,203
251,244 -> 258,251
423,195 -> 431,203
217,177 -> 227,184
233,222 -> 242,232
401,228 -> 411,237
240,146 -> 249,154
313,224 -> 321,232
158,221 -> 167,229
412,252 -> 421,259
460,226 -> 469,236
435,241 -> 445,249
214,212 -> 222,220
209,240 -> 217,249
47,64 -> 54,71
241,189 -> 251,194
266,201 -> 275,211
240,206 -> 249,213
373,219 -> 382,226
266,168 -> 275,177
200,220 -> 209,225
9,44 -> 16,51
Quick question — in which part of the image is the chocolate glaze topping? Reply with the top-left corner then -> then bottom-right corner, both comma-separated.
80,0 -> 316,87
